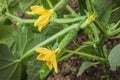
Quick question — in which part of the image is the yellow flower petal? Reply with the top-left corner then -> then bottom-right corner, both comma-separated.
53,59 -> 58,73
46,61 -> 53,69
37,53 -> 46,61
27,6 -> 54,32
34,10 -> 54,32
35,47 -> 58,73
26,6 -> 46,15
35,47 -> 48,54
34,13 -> 50,31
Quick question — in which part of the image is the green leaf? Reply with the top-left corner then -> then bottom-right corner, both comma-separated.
14,26 -> 52,80
100,7 -> 112,24
78,0 -> 87,15
6,0 -> 41,14
93,0 -> 112,20
13,27 -> 47,58
19,0 -> 41,12
77,61 -> 93,76
26,53 -> 44,80
0,25 -> 14,48
109,0 -> 120,22
41,0 -> 57,9
89,23 -> 100,42
108,44 -> 120,71
0,25 -> 49,80
7,0 -> 20,5
42,23 -> 64,37
26,52 -> 51,80
7,0 -> 21,14
39,64 -> 51,80
81,43 -> 96,57
0,15 -> 7,24
0,25 -> 48,80
0,44 -> 25,80
0,0 -> 7,15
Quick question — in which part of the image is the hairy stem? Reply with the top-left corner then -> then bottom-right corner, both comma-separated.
65,50 -> 106,61
6,12 -> 86,24
66,5 -> 78,17
46,0 -> 54,8
53,0 -> 69,11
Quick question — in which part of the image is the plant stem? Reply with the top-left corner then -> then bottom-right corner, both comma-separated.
53,0 -> 69,11
94,20 -> 108,57
50,16 -> 86,23
6,12 -> 85,24
109,28 -> 120,36
65,50 -> 106,61
5,0 -> 9,13
94,20 -> 108,37
58,29 -> 78,50
112,6 -> 120,12
5,12 -> 36,23
98,36 -> 107,58
66,5 -> 78,17
58,45 -> 89,62
86,0 -> 94,13
111,20 -> 120,30
94,19 -> 113,76
46,0 -> 54,8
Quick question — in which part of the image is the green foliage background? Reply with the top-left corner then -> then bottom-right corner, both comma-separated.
0,0 -> 120,80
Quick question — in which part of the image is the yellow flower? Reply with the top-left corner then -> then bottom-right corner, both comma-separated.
35,47 -> 59,73
27,6 -> 54,32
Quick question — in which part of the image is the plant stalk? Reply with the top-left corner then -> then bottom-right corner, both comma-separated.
46,0 -> 54,8
6,12 -> 86,24
66,5 -> 78,17
65,50 -> 106,61
53,0 -> 69,11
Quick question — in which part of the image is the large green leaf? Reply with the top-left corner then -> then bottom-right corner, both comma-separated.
0,44 -> 25,80
0,25 -> 50,80
0,25 -> 14,48
26,54 -> 51,80
100,7 -> 112,24
108,44 -> 120,71
25,23 -> 64,80
13,27 -> 47,58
